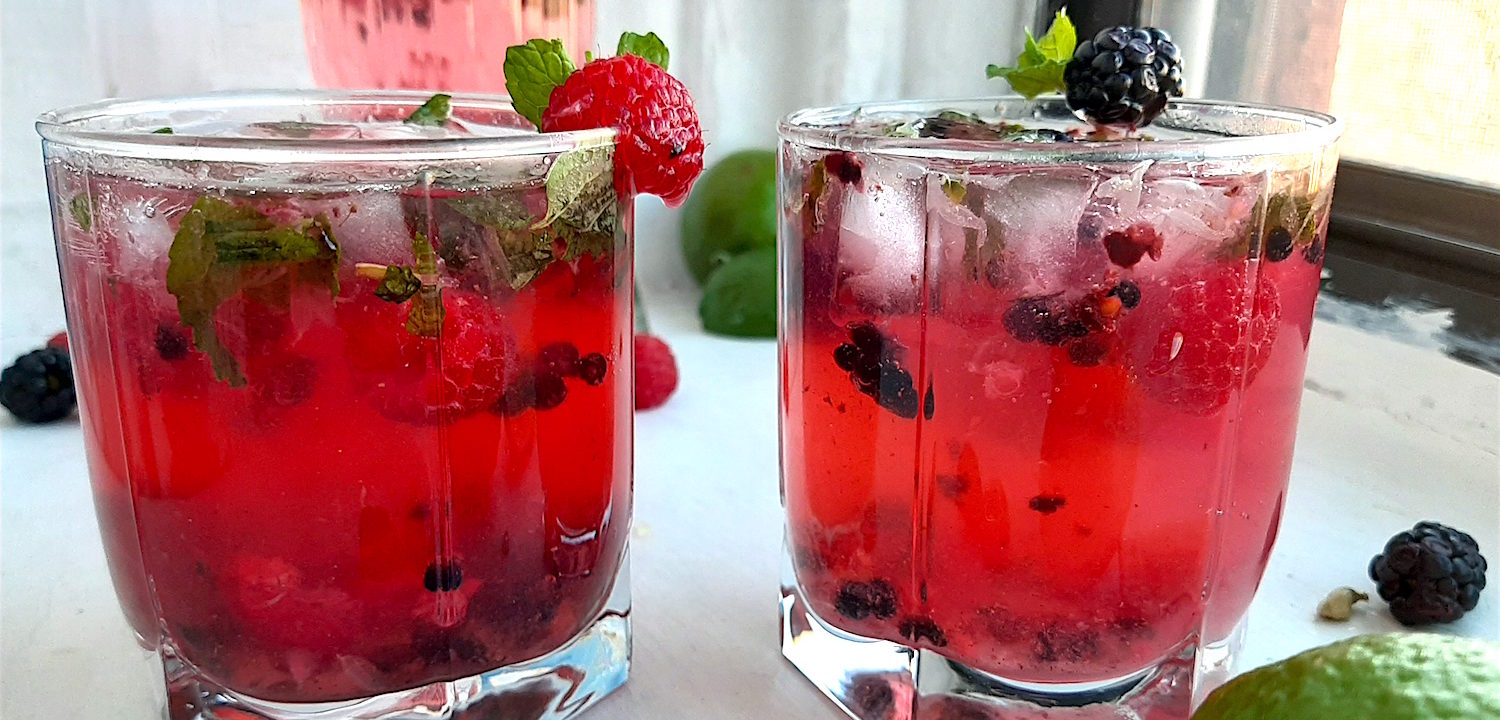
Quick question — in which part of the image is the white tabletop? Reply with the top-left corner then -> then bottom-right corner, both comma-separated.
1,204 -> 1498,718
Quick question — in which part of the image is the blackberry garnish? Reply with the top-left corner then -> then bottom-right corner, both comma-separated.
423,560 -> 464,592
1264,227 -> 1295,262
1369,521 -> 1486,626
538,342 -> 581,378
898,616 -> 949,647
577,352 -> 608,386
155,324 -> 191,361
835,579 -> 898,620
1065,26 -> 1183,127
1,347 -> 76,424
1108,279 -> 1142,309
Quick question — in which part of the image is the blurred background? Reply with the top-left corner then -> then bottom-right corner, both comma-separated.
2,0 -> 1497,361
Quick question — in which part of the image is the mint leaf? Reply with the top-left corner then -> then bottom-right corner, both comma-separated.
373,266 -> 421,303
166,196 -> 340,385
405,93 -> 451,126
69,194 -> 92,232
539,144 -> 616,235
1034,9 -> 1076,64
617,31 -> 669,70
941,178 -> 967,204
404,232 -> 444,337
504,39 -> 576,129
152,127 -> 174,134
436,194 -> 557,290
986,9 -> 1075,99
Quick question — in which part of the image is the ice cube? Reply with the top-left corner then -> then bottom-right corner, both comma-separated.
982,170 -> 1101,294
836,157 -> 926,310
324,192 -> 417,267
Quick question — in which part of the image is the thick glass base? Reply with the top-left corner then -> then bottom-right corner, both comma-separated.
159,568 -> 631,720
781,577 -> 1211,720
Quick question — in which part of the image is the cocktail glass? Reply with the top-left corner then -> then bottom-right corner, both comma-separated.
778,97 -> 1340,719
38,90 -> 632,720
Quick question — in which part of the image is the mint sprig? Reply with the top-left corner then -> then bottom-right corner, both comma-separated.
404,93 -> 452,126
986,9 -> 1076,98
617,31 -> 669,70
503,39 -> 576,129
166,196 -> 339,385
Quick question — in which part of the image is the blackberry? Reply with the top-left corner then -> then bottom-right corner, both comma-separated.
1304,236 -> 1326,265
1002,294 -> 1087,346
1028,494 -> 1067,514
1264,227 -> 1296,262
835,324 -> 923,420
898,616 -> 948,647
1108,279 -> 1142,309
577,352 -> 608,386
495,372 -> 535,417
155,325 -> 191,360
1066,337 -> 1109,367
532,372 -> 568,411
835,579 -> 898,620
1369,521 -> 1486,626
538,342 -> 580,378
1065,26 -> 1183,127
1,347 -> 76,424
423,560 -> 464,592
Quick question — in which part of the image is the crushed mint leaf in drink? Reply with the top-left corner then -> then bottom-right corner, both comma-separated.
404,93 -> 452,127
166,196 -> 339,385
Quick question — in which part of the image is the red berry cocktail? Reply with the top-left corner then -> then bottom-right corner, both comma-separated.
778,94 -> 1340,719
37,86 -> 680,719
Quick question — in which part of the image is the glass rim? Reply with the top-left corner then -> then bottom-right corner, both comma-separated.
35,89 -> 616,163
778,96 -> 1342,163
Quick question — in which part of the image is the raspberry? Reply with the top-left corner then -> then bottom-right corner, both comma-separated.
1134,264 -> 1280,414
1,347 -> 76,424
1102,224 -> 1164,268
1065,26 -> 1183,127
342,290 -> 516,422
46,332 -> 69,351
1370,521 -> 1486,626
634,333 -> 678,410
541,54 -> 704,206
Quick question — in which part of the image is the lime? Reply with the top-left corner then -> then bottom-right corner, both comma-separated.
1194,633 -> 1500,720
680,149 -> 777,285
699,246 -> 777,338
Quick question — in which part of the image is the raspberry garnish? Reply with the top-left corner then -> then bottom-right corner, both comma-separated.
634,333 -> 679,410
505,34 -> 704,206
46,331 -> 69,351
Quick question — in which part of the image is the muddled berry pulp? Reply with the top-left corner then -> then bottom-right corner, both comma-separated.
56,169 -> 633,703
782,140 -> 1331,684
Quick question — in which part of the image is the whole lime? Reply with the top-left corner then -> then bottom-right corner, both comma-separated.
1193,633 -> 1500,720
699,246 -> 777,338
680,149 -> 777,285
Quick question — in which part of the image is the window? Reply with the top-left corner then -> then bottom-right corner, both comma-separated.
1329,0 -> 1500,189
